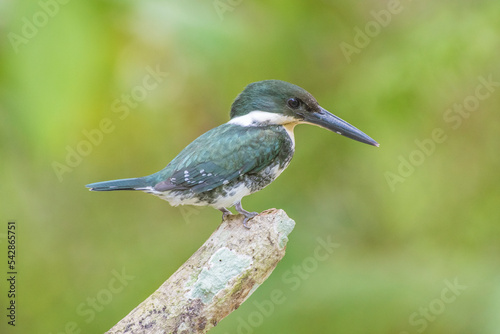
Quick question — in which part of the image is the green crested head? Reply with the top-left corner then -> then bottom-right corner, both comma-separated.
230,80 -> 321,119
228,80 -> 379,147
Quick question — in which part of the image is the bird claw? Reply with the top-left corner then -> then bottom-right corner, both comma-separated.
234,201 -> 258,228
219,207 -> 233,221
222,202 -> 258,228
242,211 -> 258,229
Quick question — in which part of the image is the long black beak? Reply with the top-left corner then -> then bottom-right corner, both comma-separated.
303,107 -> 379,147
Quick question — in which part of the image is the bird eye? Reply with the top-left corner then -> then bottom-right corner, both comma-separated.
287,98 -> 300,109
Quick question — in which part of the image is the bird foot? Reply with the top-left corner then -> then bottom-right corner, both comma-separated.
234,201 -> 258,229
219,207 -> 233,221
242,212 -> 258,229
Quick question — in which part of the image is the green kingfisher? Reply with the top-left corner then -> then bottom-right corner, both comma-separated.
86,80 -> 378,227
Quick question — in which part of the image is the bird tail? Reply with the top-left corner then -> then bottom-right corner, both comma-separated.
86,177 -> 150,191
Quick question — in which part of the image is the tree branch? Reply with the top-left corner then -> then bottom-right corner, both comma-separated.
106,208 -> 295,334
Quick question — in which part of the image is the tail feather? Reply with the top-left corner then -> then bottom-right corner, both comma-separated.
86,177 -> 150,191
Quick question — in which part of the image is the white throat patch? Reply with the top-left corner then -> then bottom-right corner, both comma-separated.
228,111 -> 297,127
228,111 -> 297,148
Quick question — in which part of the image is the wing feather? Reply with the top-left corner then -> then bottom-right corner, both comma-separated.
151,124 -> 291,194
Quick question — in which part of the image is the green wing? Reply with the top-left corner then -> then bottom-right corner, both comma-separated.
150,124 -> 292,193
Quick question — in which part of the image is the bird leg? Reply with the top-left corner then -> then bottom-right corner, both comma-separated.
234,201 -> 258,229
219,207 -> 232,221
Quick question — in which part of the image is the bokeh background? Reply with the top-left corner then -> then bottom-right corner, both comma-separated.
1,0 -> 499,333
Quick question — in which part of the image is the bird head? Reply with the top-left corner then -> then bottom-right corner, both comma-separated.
230,80 -> 379,147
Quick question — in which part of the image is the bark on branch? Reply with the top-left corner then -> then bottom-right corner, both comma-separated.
106,208 -> 295,334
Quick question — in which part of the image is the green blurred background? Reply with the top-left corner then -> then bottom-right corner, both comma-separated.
1,0 -> 499,333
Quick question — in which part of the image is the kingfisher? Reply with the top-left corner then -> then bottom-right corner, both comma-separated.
86,80 -> 378,227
